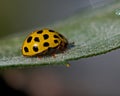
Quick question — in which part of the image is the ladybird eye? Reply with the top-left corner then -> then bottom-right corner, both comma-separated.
43,34 -> 49,40
54,35 -> 59,38
34,37 -> 40,42
27,36 -> 32,43
37,30 -> 43,34
33,46 -> 39,52
54,40 -> 59,43
43,42 -> 49,47
49,30 -> 54,32
24,47 -> 29,52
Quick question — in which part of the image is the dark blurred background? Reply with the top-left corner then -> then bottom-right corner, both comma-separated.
1,0 -> 120,96
0,0 -> 114,37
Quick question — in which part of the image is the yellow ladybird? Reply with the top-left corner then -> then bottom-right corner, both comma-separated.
22,28 -> 68,57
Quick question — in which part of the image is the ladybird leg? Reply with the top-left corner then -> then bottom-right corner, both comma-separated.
59,49 -> 65,53
37,51 -> 46,59
51,48 -> 58,58
37,54 -> 43,59
60,47 -> 67,53
51,46 -> 61,58
58,42 -> 68,53
37,55 -> 42,59
59,45 -> 67,53
52,53 -> 56,58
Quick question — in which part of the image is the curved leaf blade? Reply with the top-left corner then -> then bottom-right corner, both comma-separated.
0,2 -> 120,68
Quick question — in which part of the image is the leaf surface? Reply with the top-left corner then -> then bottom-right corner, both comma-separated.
0,2 -> 120,68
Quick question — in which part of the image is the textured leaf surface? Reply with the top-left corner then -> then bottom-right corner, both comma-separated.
0,2 -> 120,68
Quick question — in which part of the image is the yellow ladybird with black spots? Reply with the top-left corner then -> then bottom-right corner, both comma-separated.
22,28 -> 68,57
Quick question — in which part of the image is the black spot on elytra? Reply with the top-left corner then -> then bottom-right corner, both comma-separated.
33,46 -> 39,52
58,34 -> 64,39
49,30 -> 55,32
54,40 -> 58,43
43,34 -> 49,40
37,30 -> 43,34
34,37 -> 40,42
24,47 -> 29,52
43,42 -> 49,47
54,35 -> 59,38
27,36 -> 32,43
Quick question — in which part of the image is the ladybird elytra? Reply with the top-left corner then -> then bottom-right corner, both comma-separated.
22,28 -> 68,57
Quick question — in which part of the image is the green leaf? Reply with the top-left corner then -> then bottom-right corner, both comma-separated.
0,2 -> 120,68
